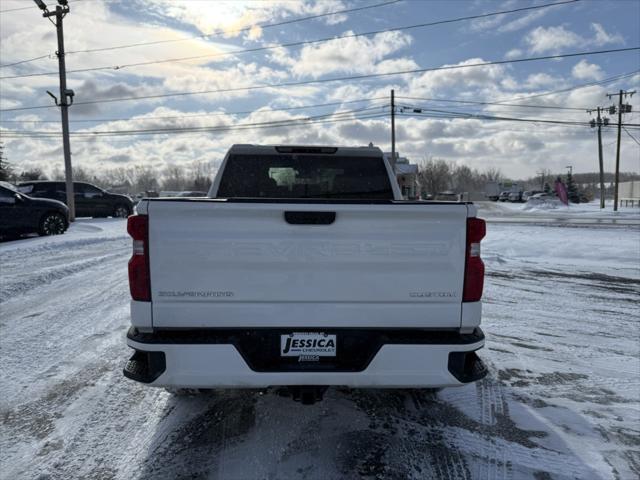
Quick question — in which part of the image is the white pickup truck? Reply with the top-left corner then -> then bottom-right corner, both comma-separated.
124,144 -> 487,403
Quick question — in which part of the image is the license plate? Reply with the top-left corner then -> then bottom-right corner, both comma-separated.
280,332 -> 336,357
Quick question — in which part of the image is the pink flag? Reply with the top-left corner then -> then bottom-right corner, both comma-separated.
555,178 -> 568,205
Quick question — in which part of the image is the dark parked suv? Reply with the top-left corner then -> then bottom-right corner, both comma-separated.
0,181 -> 69,238
18,181 -> 133,218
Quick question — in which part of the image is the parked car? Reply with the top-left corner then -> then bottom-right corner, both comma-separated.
507,191 -> 523,202
529,193 -> 557,201
435,190 -> 460,201
18,181 -> 133,218
498,191 -> 510,202
0,181 -> 69,238
123,144 -> 488,404
522,190 -> 543,201
526,192 -> 561,207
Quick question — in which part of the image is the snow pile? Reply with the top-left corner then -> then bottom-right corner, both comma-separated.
522,199 -> 563,211
478,200 -> 640,219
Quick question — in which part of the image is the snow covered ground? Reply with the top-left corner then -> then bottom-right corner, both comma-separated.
1,216 -> 638,479
478,200 -> 640,227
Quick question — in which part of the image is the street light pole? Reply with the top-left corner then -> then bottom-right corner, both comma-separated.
36,0 -> 75,221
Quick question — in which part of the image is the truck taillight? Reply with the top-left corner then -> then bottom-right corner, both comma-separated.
463,217 -> 486,302
127,215 -> 150,302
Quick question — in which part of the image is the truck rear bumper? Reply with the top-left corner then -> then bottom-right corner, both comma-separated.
124,327 -> 486,388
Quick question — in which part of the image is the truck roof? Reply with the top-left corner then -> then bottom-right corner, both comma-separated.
228,144 -> 384,157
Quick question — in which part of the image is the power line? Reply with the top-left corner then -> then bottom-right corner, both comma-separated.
0,97 -> 387,124
622,127 -> 640,146
5,109 -> 628,143
0,0 -> 84,14
1,116 -> 607,145
501,70 -> 640,103
1,106 -> 386,136
67,0 -> 401,54
398,71 -> 640,111
2,46 -> 637,113
0,110 -> 389,138
398,106 -> 640,128
7,104 -> 639,140
0,0 -> 400,72
0,54 -> 51,69
2,70 -> 634,125
0,0 -> 580,80
397,96 -> 588,111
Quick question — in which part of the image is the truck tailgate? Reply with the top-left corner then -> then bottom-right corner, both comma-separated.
148,200 -> 469,328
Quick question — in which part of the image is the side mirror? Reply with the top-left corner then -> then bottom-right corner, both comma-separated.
14,193 -> 24,202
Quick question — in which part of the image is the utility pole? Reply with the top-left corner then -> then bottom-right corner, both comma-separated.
390,89 -> 396,166
35,0 -> 75,221
588,107 -> 608,208
536,169 -> 546,191
606,89 -> 635,211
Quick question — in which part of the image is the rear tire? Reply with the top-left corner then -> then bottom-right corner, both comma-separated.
112,204 -> 130,218
39,212 -> 66,236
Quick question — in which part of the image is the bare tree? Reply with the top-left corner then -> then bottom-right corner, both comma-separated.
481,167 -> 503,183
0,143 -> 15,181
418,157 -> 451,195
72,166 -> 96,183
134,166 -> 159,193
102,167 -> 134,189
451,164 -> 480,193
189,161 -> 213,192
162,165 -> 187,191
19,168 -> 46,181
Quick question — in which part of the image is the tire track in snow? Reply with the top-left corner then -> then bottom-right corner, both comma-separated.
0,249 -> 127,303
1,248 -> 129,408
0,236 -> 126,263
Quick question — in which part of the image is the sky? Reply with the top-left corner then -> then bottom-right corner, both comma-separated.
0,0 -> 639,181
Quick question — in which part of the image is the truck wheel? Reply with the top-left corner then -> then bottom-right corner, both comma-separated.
39,212 -> 66,236
112,204 -> 130,218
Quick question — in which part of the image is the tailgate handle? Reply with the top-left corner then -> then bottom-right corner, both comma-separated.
284,211 -> 336,225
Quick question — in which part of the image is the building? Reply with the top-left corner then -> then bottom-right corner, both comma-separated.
619,181 -> 640,207
384,152 -> 419,200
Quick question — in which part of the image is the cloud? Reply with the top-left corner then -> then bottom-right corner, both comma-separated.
524,23 -> 624,54
143,0 -> 349,39
407,58 -> 512,97
498,9 -> 549,33
469,14 -> 506,33
1,0 -> 637,181
470,5 -> 551,33
524,73 -> 560,89
591,23 -> 624,46
505,48 -> 523,60
269,31 -> 415,79
571,60 -> 604,80
525,25 -> 582,54
67,79 -> 161,115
